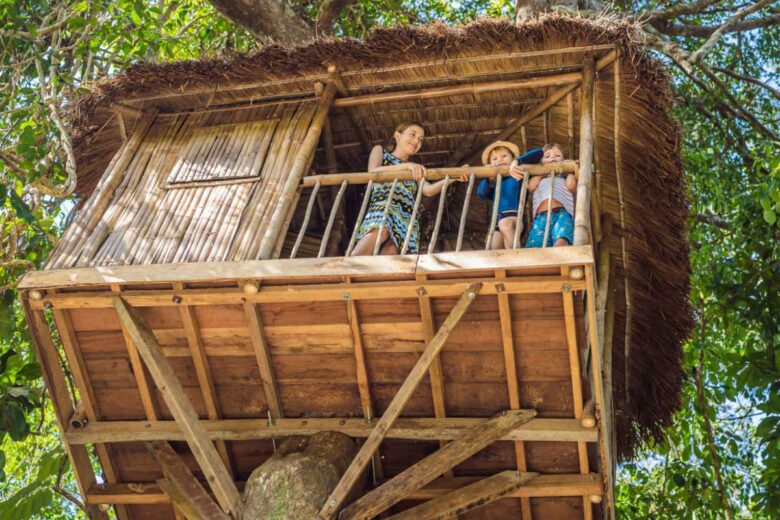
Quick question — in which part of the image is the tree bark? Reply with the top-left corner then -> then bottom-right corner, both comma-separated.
241,432 -> 361,519
207,0 -> 314,45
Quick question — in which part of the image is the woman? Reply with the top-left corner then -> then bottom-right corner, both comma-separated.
352,122 -> 459,255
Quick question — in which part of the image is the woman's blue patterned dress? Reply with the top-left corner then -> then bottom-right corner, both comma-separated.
356,149 -> 420,253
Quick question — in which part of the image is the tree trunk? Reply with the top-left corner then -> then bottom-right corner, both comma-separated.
241,432 -> 361,519
207,0 -> 314,45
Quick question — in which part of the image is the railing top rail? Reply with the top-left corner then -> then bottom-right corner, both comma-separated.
301,161 -> 578,188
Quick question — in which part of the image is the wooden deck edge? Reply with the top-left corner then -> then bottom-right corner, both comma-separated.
66,417 -> 598,445
85,473 -> 602,505
19,246 -> 593,290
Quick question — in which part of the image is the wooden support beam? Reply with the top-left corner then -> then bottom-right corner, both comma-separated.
32,275 -> 583,310
51,306 -> 130,520
585,267 -> 616,519
318,283 -> 483,519
85,473 -> 602,505
242,296 -> 283,419
327,65 -> 372,154
339,409 -> 536,520
21,245 -> 593,291
345,285 -> 384,479
111,285 -> 160,421
22,301 -> 110,520
112,297 -> 241,517
333,72 -> 580,108
495,269 -> 532,519
416,274 -> 449,461
573,58 -> 595,246
174,283 -> 233,475
386,471 -> 539,520
66,417 -> 597,445
147,442 -> 231,520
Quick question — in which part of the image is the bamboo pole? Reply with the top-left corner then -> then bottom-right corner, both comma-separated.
542,172 -> 555,248
318,180 -> 348,257
400,179 -> 425,255
613,57 -> 633,406
302,162 -> 576,188
428,176 -> 450,254
52,110 -> 159,268
456,173 -> 476,252
346,181 -> 373,256
591,75 -> 602,245
291,182 -> 321,258
372,179 -> 398,256
485,174 -> 502,250
257,86 -> 335,259
333,72 -> 580,108
573,58 -> 595,246
512,174 -> 529,249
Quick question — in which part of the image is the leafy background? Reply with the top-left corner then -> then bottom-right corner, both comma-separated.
0,0 -> 778,518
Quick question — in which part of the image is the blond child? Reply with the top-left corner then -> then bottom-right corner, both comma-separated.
516,143 -> 576,248
476,141 -> 543,249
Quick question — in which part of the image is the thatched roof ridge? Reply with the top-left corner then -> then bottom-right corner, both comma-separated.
66,13 -> 692,460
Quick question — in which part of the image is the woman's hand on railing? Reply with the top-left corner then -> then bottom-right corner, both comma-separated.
454,165 -> 472,183
509,163 -> 528,181
408,163 -> 427,181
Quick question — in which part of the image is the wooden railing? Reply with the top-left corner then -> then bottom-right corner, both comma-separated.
291,161 -> 582,259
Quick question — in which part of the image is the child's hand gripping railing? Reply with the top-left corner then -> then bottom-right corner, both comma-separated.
292,162 -> 577,258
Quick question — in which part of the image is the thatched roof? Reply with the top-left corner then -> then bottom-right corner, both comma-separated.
66,14 -> 692,459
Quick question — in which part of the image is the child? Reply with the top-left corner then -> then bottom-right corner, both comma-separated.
520,143 -> 576,248
476,141 -> 543,249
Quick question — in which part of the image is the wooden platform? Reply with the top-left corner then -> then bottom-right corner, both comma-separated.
21,247 -> 612,519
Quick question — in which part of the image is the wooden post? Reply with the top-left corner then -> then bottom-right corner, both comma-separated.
147,442 -> 230,520
338,410 -> 536,520
384,471 -> 539,520
243,299 -> 284,419
401,178 -> 425,255
573,59 -> 595,246
23,302 -> 110,520
456,173 -> 476,252
257,81 -> 337,259
485,174 -> 502,250
291,182 -> 321,258
346,180 -> 373,256
495,269 -> 532,519
318,180 -> 348,257
512,174 -> 529,249
542,171 -> 555,248
373,179 -> 398,256
112,297 -> 241,516
318,283 -> 483,519
428,176 -> 450,254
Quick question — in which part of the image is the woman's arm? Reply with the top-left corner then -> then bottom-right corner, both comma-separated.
367,146 -> 427,178
422,170 -> 469,197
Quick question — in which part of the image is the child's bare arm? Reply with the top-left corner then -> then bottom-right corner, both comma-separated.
528,175 -> 542,192
565,173 -> 577,192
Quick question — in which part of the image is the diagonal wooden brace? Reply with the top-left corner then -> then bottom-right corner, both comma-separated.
339,409 -> 536,520
112,297 -> 241,517
385,470 -> 539,520
318,282 -> 483,519
147,441 -> 230,520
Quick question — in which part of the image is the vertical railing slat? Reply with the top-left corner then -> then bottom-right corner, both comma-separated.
346,180 -> 373,256
485,173 -> 502,250
400,178 -> 425,255
372,179 -> 398,256
317,180 -> 348,258
512,173 -> 529,249
290,182 -> 321,259
542,171 -> 555,248
455,173 -> 476,252
427,176 -> 450,254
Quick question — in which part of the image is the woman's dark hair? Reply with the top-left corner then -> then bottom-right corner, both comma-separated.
387,121 -> 426,152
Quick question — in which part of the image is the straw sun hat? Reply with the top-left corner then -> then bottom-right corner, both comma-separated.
481,141 -> 520,165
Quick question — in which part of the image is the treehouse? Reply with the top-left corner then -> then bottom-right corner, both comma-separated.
19,16 -> 691,520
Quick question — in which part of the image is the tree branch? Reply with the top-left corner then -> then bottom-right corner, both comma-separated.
713,66 -> 780,101
315,0 -> 357,36
206,0 -> 313,45
688,0 -> 776,64
53,456 -> 87,514
646,0 -> 726,21
694,212 -> 730,230
651,13 -> 780,38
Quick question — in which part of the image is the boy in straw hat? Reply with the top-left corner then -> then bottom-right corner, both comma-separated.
476,141 -> 543,249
